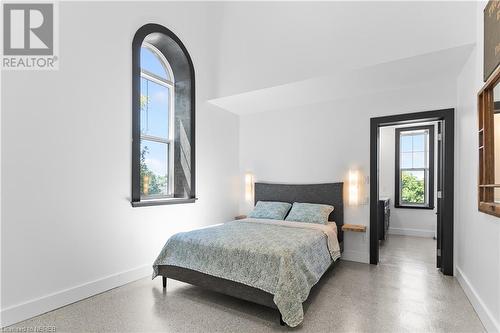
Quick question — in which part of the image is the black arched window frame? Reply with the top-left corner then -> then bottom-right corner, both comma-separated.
131,24 -> 196,207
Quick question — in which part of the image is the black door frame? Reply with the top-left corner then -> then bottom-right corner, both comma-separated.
370,108 -> 454,275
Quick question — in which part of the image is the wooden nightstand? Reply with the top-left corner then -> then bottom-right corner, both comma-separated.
342,224 -> 367,232
234,215 -> 247,220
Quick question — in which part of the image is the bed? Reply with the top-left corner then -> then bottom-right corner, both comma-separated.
153,182 -> 344,327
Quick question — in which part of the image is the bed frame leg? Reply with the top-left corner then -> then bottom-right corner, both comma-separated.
162,276 -> 167,289
279,314 -> 286,326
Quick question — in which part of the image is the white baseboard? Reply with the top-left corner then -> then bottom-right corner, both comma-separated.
341,250 -> 370,264
456,267 -> 500,333
1,264 -> 151,328
388,227 -> 435,238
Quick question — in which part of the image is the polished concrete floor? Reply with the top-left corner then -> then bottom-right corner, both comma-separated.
8,235 -> 484,332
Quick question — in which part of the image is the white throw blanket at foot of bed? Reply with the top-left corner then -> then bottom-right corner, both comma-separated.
152,218 -> 341,327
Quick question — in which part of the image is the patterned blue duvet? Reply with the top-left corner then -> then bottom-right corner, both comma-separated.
152,218 -> 341,327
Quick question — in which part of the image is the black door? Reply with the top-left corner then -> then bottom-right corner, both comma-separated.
436,121 -> 443,269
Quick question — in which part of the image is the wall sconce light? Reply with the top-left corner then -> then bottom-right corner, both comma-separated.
348,170 -> 360,206
245,172 -> 255,202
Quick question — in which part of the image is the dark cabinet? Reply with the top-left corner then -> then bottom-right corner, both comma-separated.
378,198 -> 390,240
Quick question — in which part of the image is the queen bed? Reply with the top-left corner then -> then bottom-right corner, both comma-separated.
152,182 -> 344,327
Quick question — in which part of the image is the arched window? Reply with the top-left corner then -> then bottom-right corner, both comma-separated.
132,24 -> 195,207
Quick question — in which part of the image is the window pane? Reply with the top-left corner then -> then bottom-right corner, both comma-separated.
400,135 -> 412,152
141,46 -> 170,80
140,77 -> 170,139
412,133 -> 426,152
413,152 -> 426,168
401,170 -> 425,204
140,140 -> 169,197
401,152 -> 413,168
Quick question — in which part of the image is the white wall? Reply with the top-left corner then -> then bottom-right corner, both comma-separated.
0,2 -> 239,327
379,124 -> 437,238
455,2 -> 500,332
239,79 -> 456,263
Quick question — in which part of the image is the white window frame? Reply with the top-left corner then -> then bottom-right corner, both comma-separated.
140,42 -> 175,198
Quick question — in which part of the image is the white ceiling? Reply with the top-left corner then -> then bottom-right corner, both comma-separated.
206,1 -> 476,114
209,44 -> 474,115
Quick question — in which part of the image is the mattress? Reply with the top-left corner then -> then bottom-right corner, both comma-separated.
152,218 -> 340,327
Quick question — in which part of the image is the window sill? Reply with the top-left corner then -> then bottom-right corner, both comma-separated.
131,197 -> 197,207
394,204 -> 434,210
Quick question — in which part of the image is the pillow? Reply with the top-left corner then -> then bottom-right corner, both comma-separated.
285,202 -> 334,225
248,201 -> 292,220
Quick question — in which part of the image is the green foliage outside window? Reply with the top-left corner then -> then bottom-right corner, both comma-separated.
140,95 -> 167,196
401,172 -> 425,204
140,146 -> 167,196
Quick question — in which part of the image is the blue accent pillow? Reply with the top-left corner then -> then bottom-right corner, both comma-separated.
248,201 -> 292,220
285,202 -> 334,225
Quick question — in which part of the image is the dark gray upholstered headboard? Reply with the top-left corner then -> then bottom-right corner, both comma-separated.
254,182 -> 344,243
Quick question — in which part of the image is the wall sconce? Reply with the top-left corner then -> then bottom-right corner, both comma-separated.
245,172 -> 255,202
348,170 -> 360,206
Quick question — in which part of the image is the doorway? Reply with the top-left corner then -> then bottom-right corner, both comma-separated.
370,109 -> 454,275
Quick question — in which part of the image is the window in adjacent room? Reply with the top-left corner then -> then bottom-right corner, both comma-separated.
132,24 -> 196,207
395,125 -> 434,209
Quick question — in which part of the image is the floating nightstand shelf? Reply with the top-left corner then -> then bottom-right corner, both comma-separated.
342,224 -> 367,232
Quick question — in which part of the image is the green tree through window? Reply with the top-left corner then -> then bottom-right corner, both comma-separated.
139,95 -> 167,196
401,172 -> 425,204
140,145 -> 167,196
